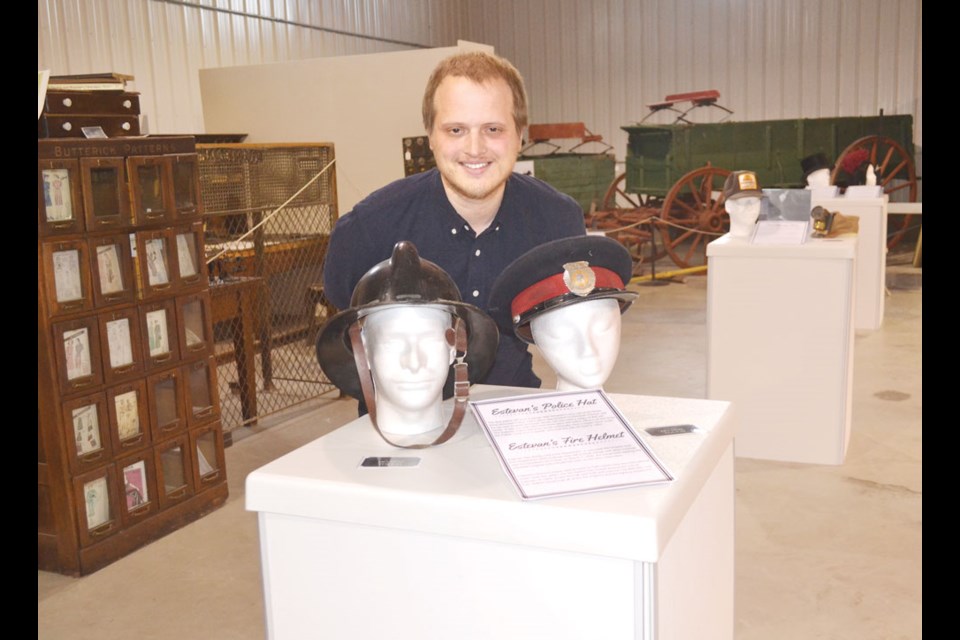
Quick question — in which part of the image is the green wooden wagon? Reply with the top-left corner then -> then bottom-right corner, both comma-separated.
596,113 -> 917,269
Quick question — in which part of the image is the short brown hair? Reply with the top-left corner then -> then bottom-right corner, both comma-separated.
422,51 -> 528,135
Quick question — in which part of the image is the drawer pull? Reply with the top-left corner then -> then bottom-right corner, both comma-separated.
121,434 -> 144,448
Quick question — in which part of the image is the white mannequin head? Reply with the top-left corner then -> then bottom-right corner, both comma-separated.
530,298 -> 622,391
806,168 -> 832,188
361,306 -> 455,435
725,196 -> 762,238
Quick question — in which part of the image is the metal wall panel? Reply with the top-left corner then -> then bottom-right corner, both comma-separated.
39,0 -> 921,166
38,0 -> 460,133
460,0 -> 922,168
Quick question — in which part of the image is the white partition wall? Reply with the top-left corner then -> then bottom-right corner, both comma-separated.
199,41 -> 493,213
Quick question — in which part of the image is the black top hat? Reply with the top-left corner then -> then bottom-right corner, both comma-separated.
487,235 -> 638,344
722,170 -> 763,201
800,152 -> 834,179
315,241 -> 498,399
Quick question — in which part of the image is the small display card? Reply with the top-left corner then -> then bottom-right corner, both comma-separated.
750,220 -> 810,245
470,389 -> 673,500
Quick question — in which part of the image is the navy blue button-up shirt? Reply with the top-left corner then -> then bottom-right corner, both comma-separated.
324,169 -> 586,387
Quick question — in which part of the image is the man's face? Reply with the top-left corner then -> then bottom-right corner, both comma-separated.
428,76 -> 522,207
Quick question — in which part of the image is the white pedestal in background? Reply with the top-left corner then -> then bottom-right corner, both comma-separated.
707,235 -> 856,464
811,194 -> 888,330
247,386 -> 735,640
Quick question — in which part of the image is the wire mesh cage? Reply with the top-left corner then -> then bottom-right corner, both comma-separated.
198,143 -> 339,435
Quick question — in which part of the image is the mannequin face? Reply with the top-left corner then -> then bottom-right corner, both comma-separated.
724,196 -> 762,238
530,298 -> 621,391
806,168 -> 831,188
361,306 -> 455,435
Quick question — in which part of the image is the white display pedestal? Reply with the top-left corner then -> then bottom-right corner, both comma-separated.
706,235 -> 856,464
811,194 -> 888,330
246,386 -> 735,640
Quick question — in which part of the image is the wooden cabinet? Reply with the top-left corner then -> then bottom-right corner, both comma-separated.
38,137 -> 228,576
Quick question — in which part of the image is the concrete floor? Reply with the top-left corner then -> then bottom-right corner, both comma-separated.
38,275 -> 922,640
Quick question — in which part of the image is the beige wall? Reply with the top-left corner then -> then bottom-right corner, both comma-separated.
199,41 -> 492,213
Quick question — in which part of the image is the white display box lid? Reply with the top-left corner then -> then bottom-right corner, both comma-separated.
707,233 -> 856,260
246,386 -> 733,563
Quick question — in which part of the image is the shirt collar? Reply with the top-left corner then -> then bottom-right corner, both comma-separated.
433,169 -> 518,236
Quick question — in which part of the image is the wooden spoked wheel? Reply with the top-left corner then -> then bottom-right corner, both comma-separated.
831,135 -> 919,250
601,172 -> 663,212
658,166 -> 731,269
588,173 -> 664,273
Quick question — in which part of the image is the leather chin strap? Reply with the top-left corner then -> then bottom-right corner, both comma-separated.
348,317 -> 470,449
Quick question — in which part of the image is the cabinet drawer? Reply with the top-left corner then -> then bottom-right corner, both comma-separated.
39,114 -> 141,138
44,91 -> 140,115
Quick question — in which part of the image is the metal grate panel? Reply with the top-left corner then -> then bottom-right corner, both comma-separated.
198,143 -> 339,434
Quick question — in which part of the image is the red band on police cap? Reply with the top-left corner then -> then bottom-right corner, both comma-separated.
510,266 -> 624,319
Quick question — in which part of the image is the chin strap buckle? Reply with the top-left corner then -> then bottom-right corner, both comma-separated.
453,360 -> 469,402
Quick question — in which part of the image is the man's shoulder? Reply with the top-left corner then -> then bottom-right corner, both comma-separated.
351,170 -> 442,216
503,172 -> 584,228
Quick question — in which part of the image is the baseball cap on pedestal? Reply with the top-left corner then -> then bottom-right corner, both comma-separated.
722,170 -> 763,201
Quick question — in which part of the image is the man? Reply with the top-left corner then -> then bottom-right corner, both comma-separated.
324,50 -> 586,388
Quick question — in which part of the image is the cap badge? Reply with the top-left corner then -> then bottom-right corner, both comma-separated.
562,261 -> 596,296
737,172 -> 758,191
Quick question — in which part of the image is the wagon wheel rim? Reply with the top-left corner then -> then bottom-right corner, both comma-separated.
590,173 -> 664,272
832,135 -> 918,250
658,166 -> 731,269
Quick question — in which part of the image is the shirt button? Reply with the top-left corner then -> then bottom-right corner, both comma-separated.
495,225 -> 501,231
463,224 -> 470,230
475,249 -> 481,257
451,228 -> 457,235
472,290 -> 479,298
